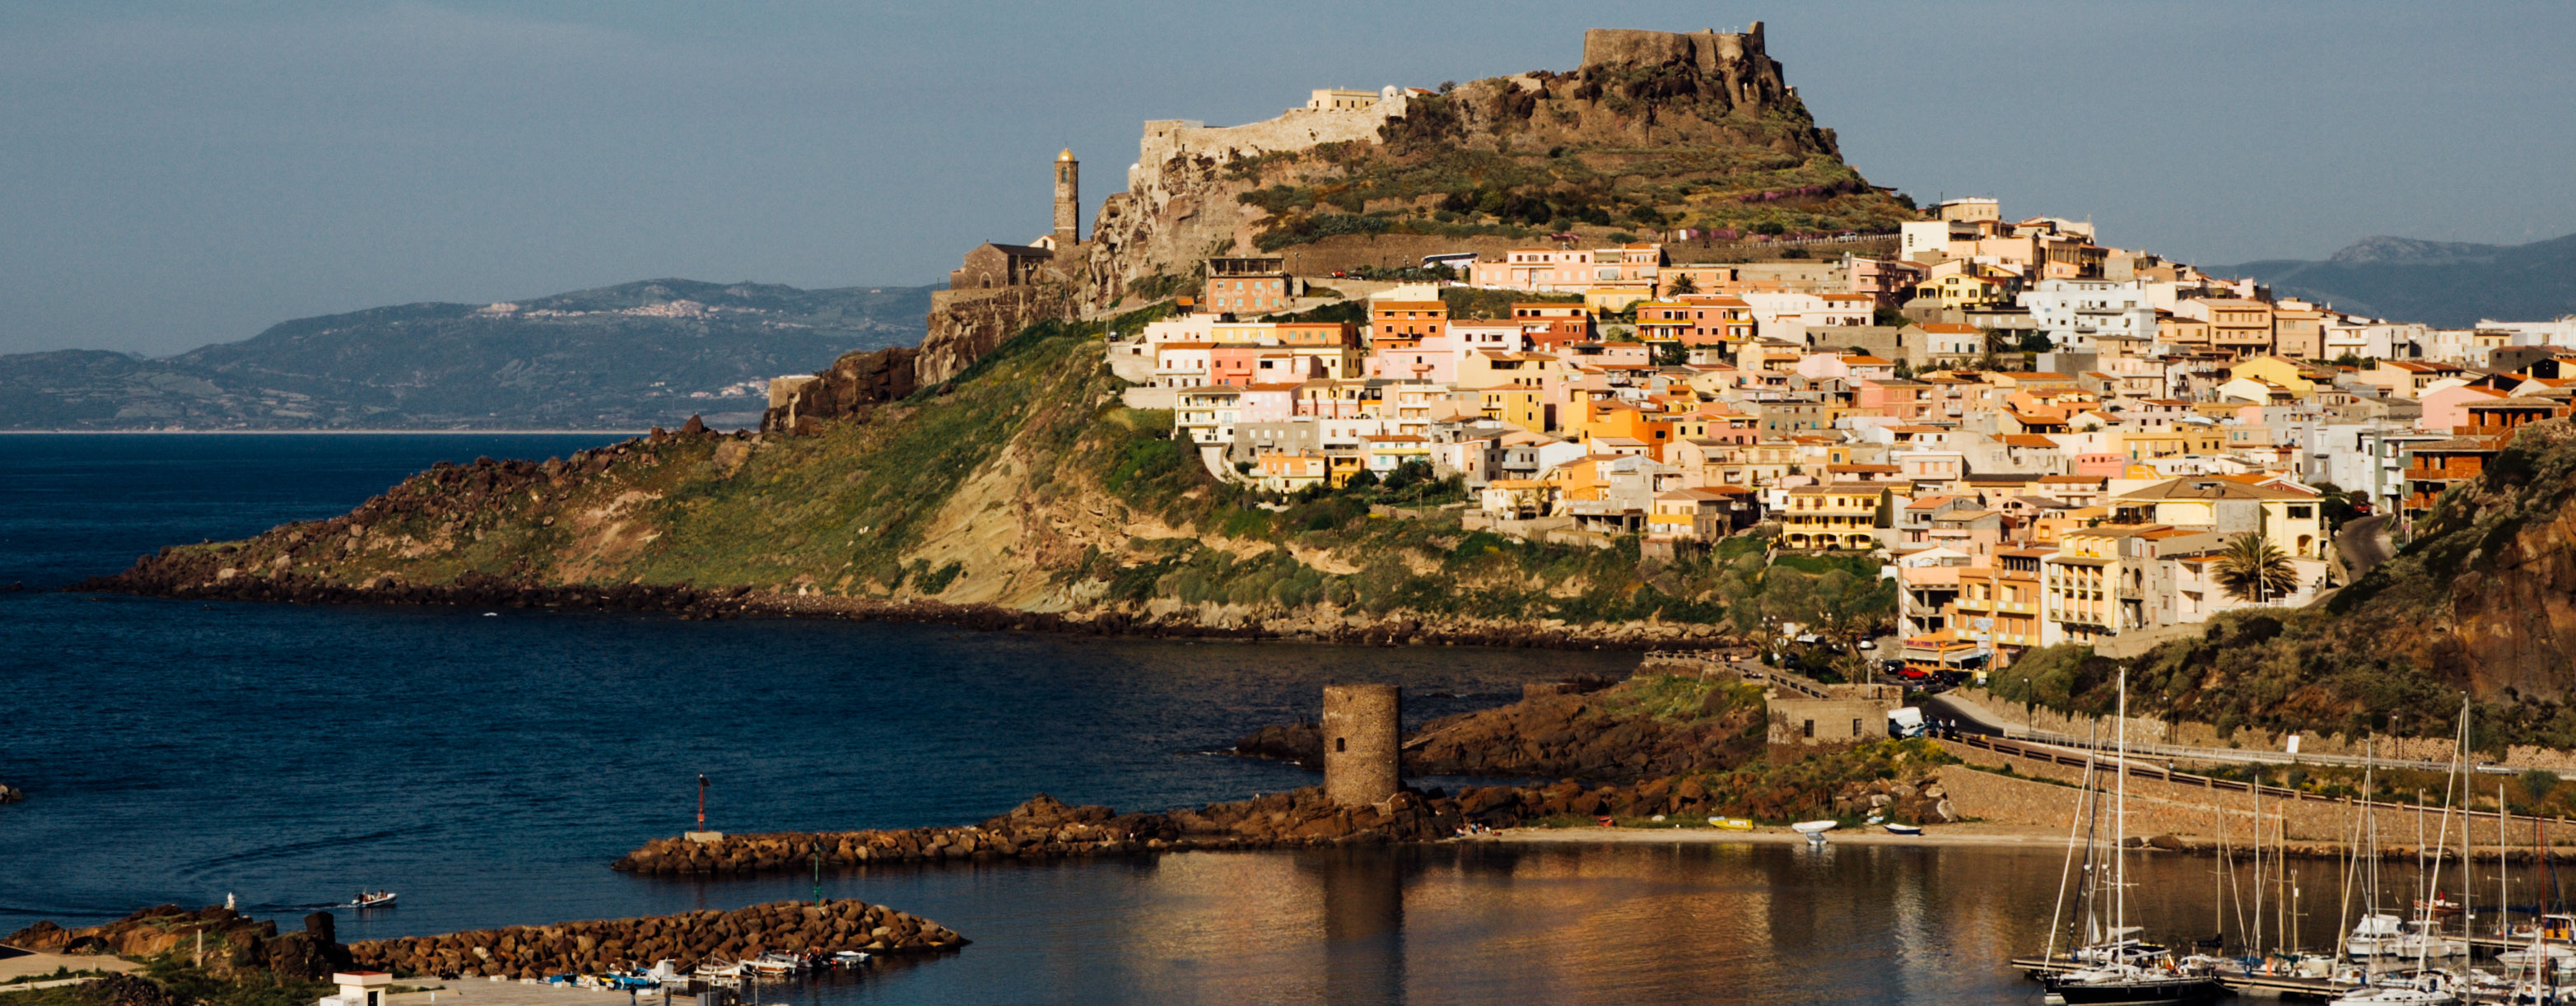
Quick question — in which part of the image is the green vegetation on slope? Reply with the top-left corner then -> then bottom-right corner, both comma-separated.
145,310 -> 1895,640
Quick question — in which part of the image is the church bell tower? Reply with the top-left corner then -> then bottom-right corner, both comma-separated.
1053,148 -> 1079,247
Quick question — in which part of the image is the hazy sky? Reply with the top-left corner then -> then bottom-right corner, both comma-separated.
5,2 -> 2572,356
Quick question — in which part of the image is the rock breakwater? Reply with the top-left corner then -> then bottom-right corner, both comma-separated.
614,752 -> 1958,876
345,900 -> 962,978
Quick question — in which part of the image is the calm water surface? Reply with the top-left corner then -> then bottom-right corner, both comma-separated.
0,435 -> 2472,1003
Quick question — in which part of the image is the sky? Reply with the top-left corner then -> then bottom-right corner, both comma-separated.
3,1 -> 2572,356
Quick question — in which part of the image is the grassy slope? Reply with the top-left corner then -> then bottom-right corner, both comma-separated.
147,309 -> 1894,641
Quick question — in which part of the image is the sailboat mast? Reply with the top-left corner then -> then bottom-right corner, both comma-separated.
2116,666 -> 2128,943
2045,732 -> 2099,962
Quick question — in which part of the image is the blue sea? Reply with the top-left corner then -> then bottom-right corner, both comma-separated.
3,434 -> 2190,1003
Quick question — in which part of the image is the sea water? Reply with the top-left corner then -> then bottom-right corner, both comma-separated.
2,434 -> 2497,1004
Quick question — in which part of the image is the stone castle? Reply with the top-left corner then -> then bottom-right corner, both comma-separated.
881,25 -> 1819,412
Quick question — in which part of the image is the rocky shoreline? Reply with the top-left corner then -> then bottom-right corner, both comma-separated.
613,767 -> 1959,876
346,900 -> 963,978
70,564 -> 1726,650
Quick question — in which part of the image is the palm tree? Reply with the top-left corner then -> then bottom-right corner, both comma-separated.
2214,531 -> 2299,603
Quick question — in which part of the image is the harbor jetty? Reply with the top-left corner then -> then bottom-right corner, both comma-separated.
613,770 -> 1957,874
7,901 -> 965,985
346,900 -> 963,978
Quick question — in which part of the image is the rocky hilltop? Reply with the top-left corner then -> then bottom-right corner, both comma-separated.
910,24 -> 1914,405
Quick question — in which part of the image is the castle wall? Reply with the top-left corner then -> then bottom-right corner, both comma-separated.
1322,683 -> 1402,807
1129,99 -> 1409,201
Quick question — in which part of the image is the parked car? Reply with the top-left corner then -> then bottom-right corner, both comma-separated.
1856,639 -> 1876,650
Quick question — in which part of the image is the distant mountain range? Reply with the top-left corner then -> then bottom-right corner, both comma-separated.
0,279 -> 932,431
2222,232 -> 2576,328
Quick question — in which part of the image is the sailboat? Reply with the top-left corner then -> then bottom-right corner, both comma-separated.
2331,699 -> 2480,1006
2042,668 -> 2224,1004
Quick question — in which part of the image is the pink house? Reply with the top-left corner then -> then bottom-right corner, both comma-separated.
2418,384 -> 2506,432
1367,335 -> 1456,383
1856,378 -> 1934,421
2071,452 -> 2127,478
1237,384 -> 1301,423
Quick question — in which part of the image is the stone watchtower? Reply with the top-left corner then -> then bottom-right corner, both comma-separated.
1321,683 -> 1400,807
1053,148 -> 1080,247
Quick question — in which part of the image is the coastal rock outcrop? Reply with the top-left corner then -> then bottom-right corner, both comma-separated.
1237,673 -> 1767,782
343,900 -> 963,978
7,906 -> 348,980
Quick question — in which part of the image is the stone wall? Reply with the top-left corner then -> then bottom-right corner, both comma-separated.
1941,741 -> 2538,848
1769,695 -> 1898,745
1945,687 -> 2576,770
919,285 -> 1075,385
760,347 -> 919,435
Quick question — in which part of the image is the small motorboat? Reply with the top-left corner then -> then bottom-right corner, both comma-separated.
1883,822 -> 1923,836
1708,817 -> 1754,831
829,951 -> 869,966
349,891 -> 397,909
743,952 -> 803,976
1790,820 -> 1838,845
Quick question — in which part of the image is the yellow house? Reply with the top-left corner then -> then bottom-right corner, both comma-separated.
1911,271 -> 2018,310
1479,387 -> 1550,431
2114,426 -> 2229,460
1255,451 -> 1325,493
2109,477 -> 2327,561
1780,482 -> 1887,551
2226,356 -> 2315,397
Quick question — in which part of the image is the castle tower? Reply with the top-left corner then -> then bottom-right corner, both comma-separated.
1053,148 -> 1079,247
1321,683 -> 1400,808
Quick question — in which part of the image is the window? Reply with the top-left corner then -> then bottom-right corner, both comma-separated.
1802,720 -> 1815,738
1335,737 -> 1346,752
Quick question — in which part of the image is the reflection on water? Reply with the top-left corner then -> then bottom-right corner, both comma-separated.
610,839 -> 2576,1004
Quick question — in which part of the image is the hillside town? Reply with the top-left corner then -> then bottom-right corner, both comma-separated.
1102,196 -> 2576,678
